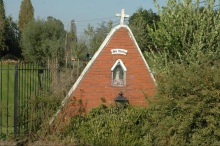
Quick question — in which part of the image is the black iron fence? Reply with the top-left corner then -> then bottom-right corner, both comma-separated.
0,60 -> 88,139
0,62 -> 57,139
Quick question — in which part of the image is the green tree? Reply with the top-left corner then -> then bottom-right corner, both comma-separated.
0,1 -> 21,59
146,0 -> 220,71
129,8 -> 159,52
21,17 -> 65,63
71,38 -> 88,60
18,0 -> 34,32
84,21 -> 112,55
0,0 -> 7,52
140,0 -> 220,145
4,16 -> 21,58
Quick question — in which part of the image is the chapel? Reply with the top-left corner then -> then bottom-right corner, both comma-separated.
51,9 -> 156,122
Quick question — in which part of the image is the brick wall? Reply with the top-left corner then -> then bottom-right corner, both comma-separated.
64,27 -> 156,115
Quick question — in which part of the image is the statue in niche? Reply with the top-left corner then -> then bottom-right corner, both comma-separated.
113,65 -> 124,85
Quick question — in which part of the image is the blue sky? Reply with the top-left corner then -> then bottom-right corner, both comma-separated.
4,0 -> 167,37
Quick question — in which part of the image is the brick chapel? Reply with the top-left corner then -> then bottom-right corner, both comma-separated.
51,9 -> 157,123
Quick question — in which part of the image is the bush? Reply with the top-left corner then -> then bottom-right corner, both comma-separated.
60,104 -> 148,145
143,58 -> 220,145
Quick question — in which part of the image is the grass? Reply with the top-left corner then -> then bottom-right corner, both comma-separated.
0,63 -> 15,137
0,64 -> 14,103
0,63 -> 53,137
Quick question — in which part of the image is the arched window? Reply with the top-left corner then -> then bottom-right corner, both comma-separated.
111,59 -> 127,86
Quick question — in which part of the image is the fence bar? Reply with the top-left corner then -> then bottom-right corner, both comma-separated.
19,63 -> 24,134
6,64 -> 9,135
14,64 -> 18,137
0,62 -> 2,135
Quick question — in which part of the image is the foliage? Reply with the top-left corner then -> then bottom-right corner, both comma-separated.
71,38 -> 88,60
0,2 -> 21,59
68,21 -> 112,60
143,58 -> 220,145
27,92 -> 62,135
146,0 -> 220,71
84,21 -> 113,55
0,0 -> 7,51
3,16 -> 21,58
67,23 -> 88,60
129,8 -> 160,52
21,17 -> 65,63
18,0 -> 34,32
60,105 -> 147,146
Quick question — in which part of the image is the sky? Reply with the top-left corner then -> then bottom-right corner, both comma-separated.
4,0 -> 167,37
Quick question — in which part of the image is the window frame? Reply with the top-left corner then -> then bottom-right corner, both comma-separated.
111,59 -> 127,86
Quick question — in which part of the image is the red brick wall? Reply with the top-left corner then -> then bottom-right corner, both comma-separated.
65,27 -> 156,114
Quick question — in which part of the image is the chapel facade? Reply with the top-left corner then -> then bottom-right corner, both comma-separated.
51,9 -> 157,122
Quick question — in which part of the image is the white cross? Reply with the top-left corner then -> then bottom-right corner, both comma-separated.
116,9 -> 129,25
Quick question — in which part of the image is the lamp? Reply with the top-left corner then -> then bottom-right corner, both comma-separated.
114,91 -> 128,108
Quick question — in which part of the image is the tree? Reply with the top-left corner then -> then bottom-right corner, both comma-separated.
0,1 -> 21,59
139,0 -> 220,144
129,8 -> 159,52
71,38 -> 88,60
0,0 -> 7,52
146,0 -> 220,71
21,17 -> 65,63
84,21 -> 112,55
1,16 -> 21,59
18,0 -> 34,32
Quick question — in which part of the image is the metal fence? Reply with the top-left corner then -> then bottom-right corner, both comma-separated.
0,62 -> 55,139
0,60 -> 88,139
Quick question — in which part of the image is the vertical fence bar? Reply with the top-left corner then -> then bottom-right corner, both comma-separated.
23,63 -> 28,131
14,64 -> 18,137
18,63 -> 22,134
0,62 -> 2,136
26,63 -> 29,132
20,63 -> 24,134
6,64 -> 9,136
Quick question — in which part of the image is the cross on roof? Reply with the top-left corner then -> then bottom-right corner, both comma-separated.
116,9 -> 129,25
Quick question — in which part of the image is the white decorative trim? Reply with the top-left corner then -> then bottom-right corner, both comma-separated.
49,24 -> 157,125
111,59 -> 127,71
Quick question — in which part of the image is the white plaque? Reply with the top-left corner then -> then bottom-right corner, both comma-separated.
111,49 -> 128,55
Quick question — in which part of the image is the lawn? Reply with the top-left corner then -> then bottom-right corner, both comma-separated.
0,63 -> 15,137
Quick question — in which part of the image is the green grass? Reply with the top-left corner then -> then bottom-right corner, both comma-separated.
0,64 -> 15,137
0,64 -> 15,103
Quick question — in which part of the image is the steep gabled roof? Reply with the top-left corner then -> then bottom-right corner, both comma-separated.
49,24 -> 156,124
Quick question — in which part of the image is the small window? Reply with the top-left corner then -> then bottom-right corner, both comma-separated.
111,59 -> 127,86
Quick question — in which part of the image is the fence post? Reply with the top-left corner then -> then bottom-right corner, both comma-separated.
14,64 -> 18,137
